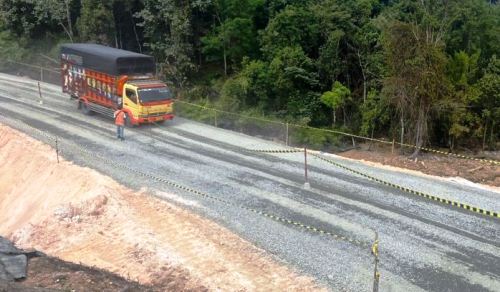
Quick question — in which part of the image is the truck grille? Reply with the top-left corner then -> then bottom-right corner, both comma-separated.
139,112 -> 168,118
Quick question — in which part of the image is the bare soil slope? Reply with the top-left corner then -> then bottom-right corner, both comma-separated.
340,143 -> 500,187
0,124 -> 323,291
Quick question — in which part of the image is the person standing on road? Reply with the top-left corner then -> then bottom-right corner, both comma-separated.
114,106 -> 126,140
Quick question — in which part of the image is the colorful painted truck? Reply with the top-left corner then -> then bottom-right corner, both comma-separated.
61,43 -> 174,125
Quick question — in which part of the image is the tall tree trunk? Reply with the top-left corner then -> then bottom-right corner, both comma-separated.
400,113 -> 405,154
342,106 -> 346,126
223,43 -> 227,76
65,0 -> 73,42
368,126 -> 374,151
482,120 -> 488,151
410,107 -> 426,158
490,120 -> 496,150
356,50 -> 367,103
410,121 -> 423,158
399,115 -> 405,145
130,12 -> 142,53
332,110 -> 336,127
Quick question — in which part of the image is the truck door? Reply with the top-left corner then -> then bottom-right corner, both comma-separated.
123,85 -> 140,124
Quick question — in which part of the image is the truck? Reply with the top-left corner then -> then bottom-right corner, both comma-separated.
60,43 -> 174,125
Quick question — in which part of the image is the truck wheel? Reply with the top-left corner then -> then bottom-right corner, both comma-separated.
125,115 -> 134,127
82,102 -> 93,116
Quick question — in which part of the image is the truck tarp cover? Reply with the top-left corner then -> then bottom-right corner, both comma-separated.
61,43 -> 155,76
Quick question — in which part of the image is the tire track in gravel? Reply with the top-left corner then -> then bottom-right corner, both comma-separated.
0,97 -> 203,168
2,80 -> 499,242
0,90 -> 499,253
1,76 -> 500,291
2,105 -> 498,292
149,127 -> 500,242
0,92 -> 498,248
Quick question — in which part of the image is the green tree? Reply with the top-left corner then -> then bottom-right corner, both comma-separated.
77,0 -> 115,45
0,0 -> 39,36
268,46 -> 319,119
137,0 -> 195,88
475,55 -> 500,149
239,58 -> 270,109
320,81 -> 351,127
201,0 -> 262,75
446,0 -> 500,67
202,17 -> 255,75
445,51 -> 480,150
382,19 -> 450,157
33,0 -> 75,42
260,5 -> 320,58
360,90 -> 389,141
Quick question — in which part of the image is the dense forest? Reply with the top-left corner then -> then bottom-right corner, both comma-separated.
0,0 -> 499,154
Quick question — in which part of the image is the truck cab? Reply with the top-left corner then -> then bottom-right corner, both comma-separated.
123,79 -> 174,125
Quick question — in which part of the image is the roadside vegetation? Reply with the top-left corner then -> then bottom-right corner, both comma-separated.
0,0 -> 498,155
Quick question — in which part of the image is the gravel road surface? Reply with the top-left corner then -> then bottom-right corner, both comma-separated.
0,73 -> 499,292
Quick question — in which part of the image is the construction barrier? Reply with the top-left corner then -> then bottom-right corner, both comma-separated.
245,148 -> 303,154
176,100 -> 500,165
3,63 -> 496,165
0,98 -> 382,290
246,147 -> 500,219
0,114 -> 376,250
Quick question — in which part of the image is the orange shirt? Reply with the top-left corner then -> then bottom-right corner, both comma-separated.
114,110 -> 125,126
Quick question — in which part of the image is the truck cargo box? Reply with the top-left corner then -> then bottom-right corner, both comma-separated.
60,43 -> 155,76
60,43 -> 174,124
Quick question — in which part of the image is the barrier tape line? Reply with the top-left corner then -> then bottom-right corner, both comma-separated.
245,149 -> 303,154
175,100 -> 286,126
177,100 -> 499,165
0,115 -> 371,249
396,144 -> 500,165
4,60 -> 61,74
309,152 -> 499,219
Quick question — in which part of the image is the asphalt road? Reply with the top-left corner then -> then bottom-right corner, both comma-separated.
0,73 -> 499,292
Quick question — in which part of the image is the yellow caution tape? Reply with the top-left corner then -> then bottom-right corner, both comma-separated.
246,148 -> 303,154
177,100 -> 499,165
0,115 -> 372,249
310,152 -> 499,219
242,146 -> 499,219
175,100 -> 285,126
371,239 -> 379,258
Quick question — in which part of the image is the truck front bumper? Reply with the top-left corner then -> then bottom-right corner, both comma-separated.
138,114 -> 174,123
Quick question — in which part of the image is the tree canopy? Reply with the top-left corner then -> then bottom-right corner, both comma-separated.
0,0 -> 498,152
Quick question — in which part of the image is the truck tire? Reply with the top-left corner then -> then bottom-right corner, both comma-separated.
125,114 -> 134,127
82,102 -> 93,116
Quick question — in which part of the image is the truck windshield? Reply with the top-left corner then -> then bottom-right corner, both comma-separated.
138,87 -> 173,102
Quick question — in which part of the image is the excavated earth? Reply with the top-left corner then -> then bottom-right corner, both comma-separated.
0,124 -> 323,291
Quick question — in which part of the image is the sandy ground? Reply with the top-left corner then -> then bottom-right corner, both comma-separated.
0,124 -> 324,291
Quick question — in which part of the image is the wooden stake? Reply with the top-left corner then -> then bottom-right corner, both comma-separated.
37,82 -> 43,105
304,147 -> 310,189
55,137 -> 59,164
214,110 -> 218,127
285,122 -> 289,146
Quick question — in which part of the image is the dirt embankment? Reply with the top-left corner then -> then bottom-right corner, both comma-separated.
0,124 -> 323,291
340,143 -> 500,187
